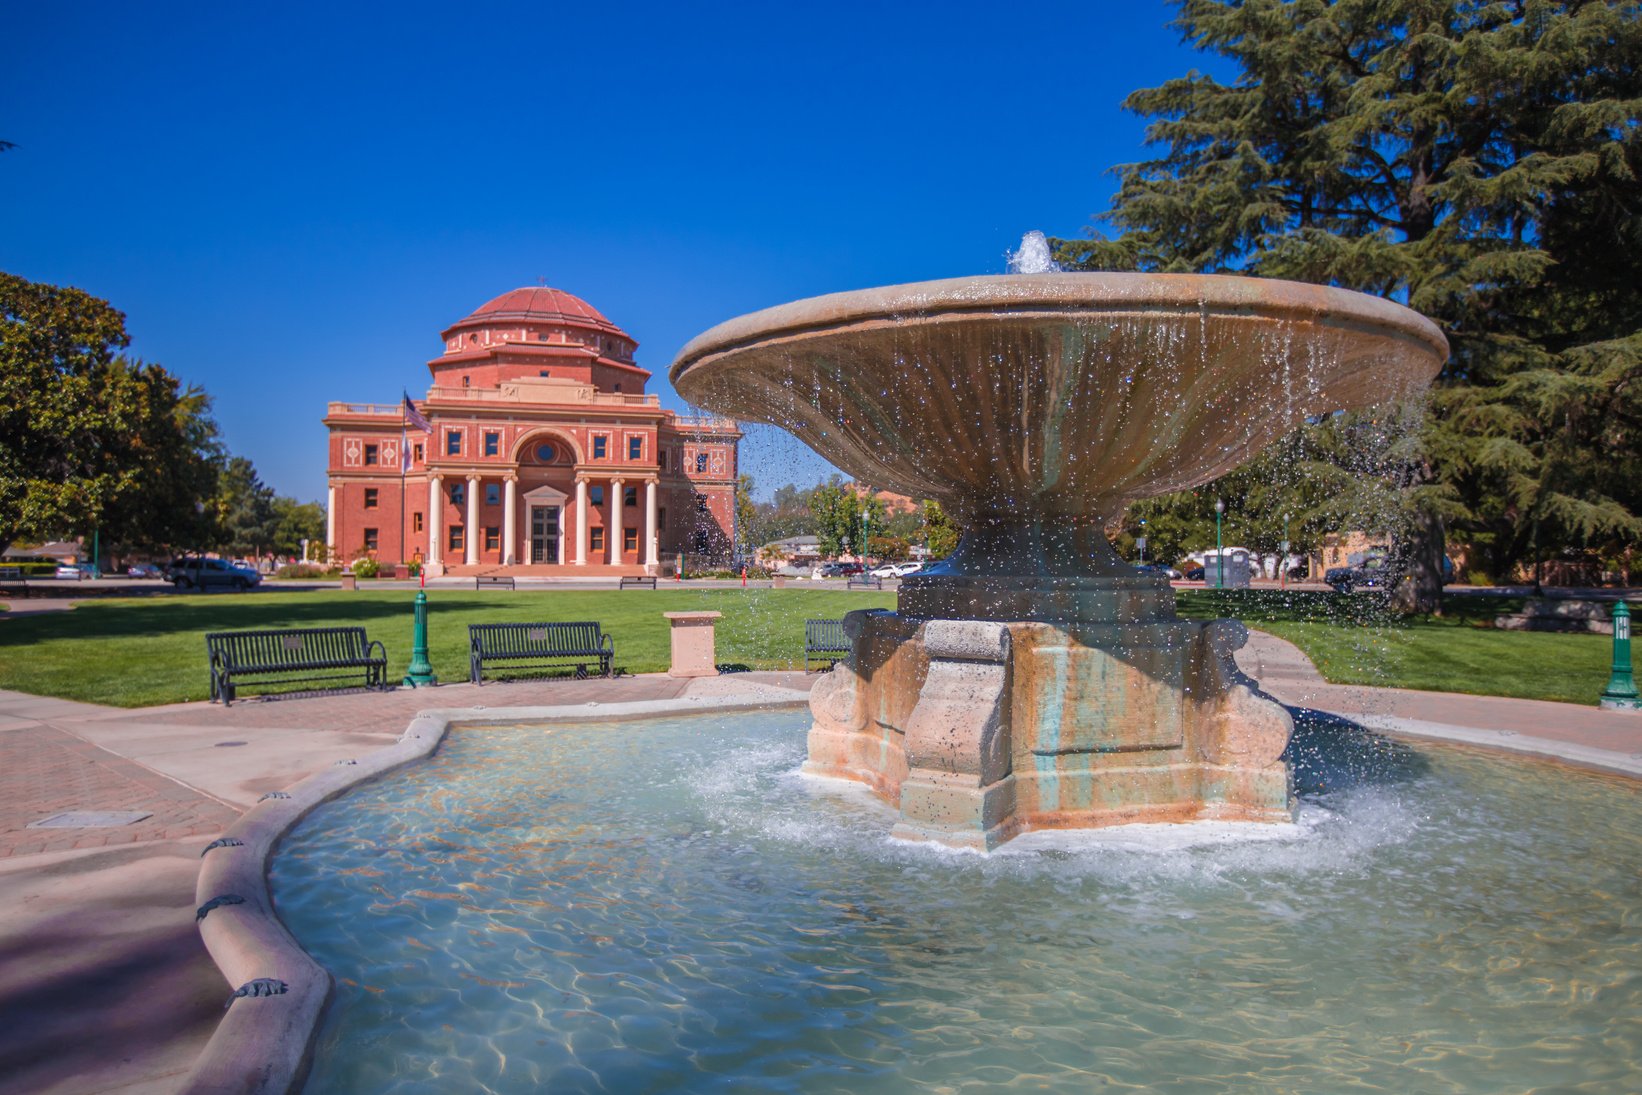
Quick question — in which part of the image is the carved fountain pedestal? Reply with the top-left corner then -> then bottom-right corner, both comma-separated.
673,272 -> 1446,850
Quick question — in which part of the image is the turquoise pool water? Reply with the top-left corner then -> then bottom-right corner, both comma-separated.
270,710 -> 1642,1093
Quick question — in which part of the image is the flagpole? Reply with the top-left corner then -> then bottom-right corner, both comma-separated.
399,397 -> 408,568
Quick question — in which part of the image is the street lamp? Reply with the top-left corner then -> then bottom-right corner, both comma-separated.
1214,499 -> 1225,589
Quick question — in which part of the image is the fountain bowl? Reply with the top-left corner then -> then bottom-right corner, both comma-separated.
670,272 -> 1447,524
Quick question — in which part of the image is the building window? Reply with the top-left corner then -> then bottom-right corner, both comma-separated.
535,443 -> 556,462
628,436 -> 643,460
481,483 -> 497,505
449,526 -> 464,553
413,512 -> 423,533
539,369 -> 550,377
413,443 -> 423,463
364,488 -> 378,509
659,450 -> 669,470
484,527 -> 500,552
363,528 -> 378,551
590,528 -> 605,552
450,483 -> 465,506
614,383 -> 622,393
590,486 -> 605,506
624,486 -> 638,508
462,375 -> 471,388
446,430 -> 462,456
659,507 -> 667,530
593,435 -> 608,459
695,452 -> 709,473
484,431 -> 499,456
364,443 -> 379,466
623,527 -> 638,553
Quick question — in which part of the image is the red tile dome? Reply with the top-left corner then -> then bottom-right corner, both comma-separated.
443,286 -> 632,342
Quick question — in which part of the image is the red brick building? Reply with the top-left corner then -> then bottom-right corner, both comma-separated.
324,287 -> 740,576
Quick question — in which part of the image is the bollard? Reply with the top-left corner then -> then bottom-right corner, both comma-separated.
402,590 -> 438,687
1600,600 -> 1640,710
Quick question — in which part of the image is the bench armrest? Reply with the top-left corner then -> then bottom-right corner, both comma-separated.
366,639 -> 387,663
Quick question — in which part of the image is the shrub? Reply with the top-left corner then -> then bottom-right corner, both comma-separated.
274,563 -> 329,579
351,558 -> 381,579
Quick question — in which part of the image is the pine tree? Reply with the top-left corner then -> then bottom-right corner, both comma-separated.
1057,0 -> 1642,606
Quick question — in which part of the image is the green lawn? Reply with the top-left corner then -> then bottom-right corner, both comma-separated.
0,588 -> 895,707
1176,589 -> 1625,707
0,586 -> 1626,708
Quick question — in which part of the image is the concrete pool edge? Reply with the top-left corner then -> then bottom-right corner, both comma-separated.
179,689 -> 811,1095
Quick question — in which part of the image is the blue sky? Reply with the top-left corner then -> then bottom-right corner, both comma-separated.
2,1 -> 1224,501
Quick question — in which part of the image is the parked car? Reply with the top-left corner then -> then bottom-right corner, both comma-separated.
1182,564 -> 1205,582
126,563 -> 163,579
55,563 -> 101,580
811,562 -> 854,579
170,557 -> 262,592
892,562 -> 923,576
1326,552 -> 1454,594
1135,564 -> 1183,580
869,563 -> 901,578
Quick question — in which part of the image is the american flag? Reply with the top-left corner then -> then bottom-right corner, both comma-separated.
402,393 -> 433,433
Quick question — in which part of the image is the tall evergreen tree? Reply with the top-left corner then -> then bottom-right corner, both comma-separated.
1057,0 -> 1642,605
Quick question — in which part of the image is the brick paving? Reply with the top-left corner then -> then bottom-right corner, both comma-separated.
0,725 -> 239,858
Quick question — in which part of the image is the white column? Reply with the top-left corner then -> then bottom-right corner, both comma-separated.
427,476 -> 442,566
557,508 -> 566,566
326,482 -> 337,561
465,475 -> 480,565
503,477 -> 517,566
575,479 -> 588,565
609,478 -> 624,565
645,479 -> 659,567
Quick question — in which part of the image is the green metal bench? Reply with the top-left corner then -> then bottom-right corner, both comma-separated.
468,622 -> 614,683
205,627 -> 388,705
805,618 -> 849,671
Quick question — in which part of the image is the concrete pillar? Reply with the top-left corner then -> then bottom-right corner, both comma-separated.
326,482 -> 337,561
503,477 -> 517,565
465,474 -> 480,565
645,479 -> 659,569
427,476 -> 442,567
575,478 -> 588,565
609,478 -> 624,566
664,611 -> 722,677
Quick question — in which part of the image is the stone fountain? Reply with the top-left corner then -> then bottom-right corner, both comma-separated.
672,271 -> 1447,850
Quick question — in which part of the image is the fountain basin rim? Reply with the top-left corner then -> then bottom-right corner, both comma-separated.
669,271 -> 1449,383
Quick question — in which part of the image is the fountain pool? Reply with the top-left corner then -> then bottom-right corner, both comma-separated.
270,710 -> 1642,1093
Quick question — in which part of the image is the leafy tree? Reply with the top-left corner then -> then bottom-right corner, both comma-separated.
0,273 -> 221,558
809,481 -> 861,557
922,501 -> 961,559
1056,0 -> 1642,606
269,496 -> 326,557
734,474 -> 758,553
213,456 -> 277,557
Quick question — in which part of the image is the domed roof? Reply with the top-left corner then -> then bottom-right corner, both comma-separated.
444,286 -> 632,341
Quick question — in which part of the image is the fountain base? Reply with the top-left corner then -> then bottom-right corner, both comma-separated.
805,609 -> 1294,851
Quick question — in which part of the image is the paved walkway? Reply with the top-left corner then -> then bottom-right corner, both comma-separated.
0,646 -> 1637,1094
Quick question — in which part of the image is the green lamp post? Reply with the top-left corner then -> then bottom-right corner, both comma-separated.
402,590 -> 438,687
1213,499 -> 1225,589
1600,601 -> 1639,711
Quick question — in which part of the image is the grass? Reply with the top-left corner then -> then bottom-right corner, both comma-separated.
0,586 -> 1626,709
1176,589 -> 1625,706
0,588 -> 895,707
